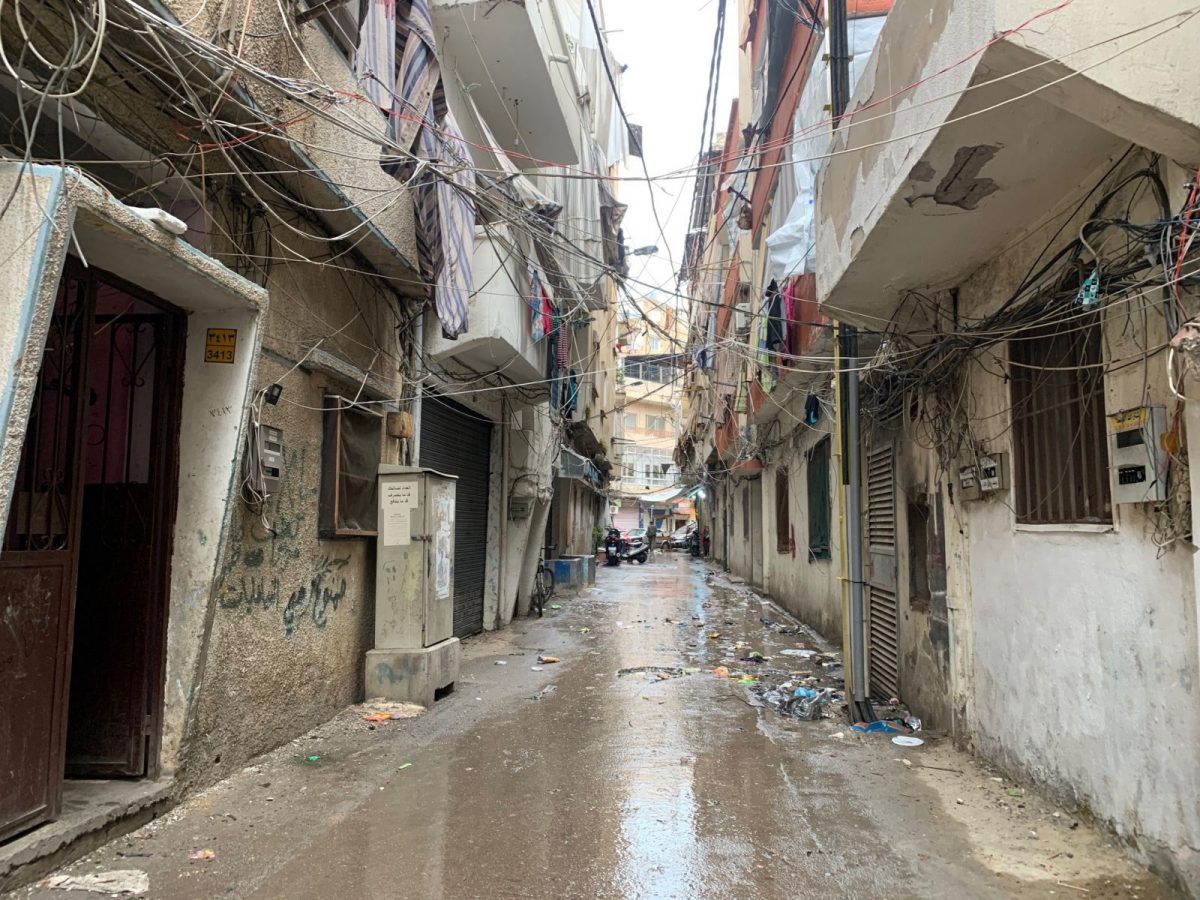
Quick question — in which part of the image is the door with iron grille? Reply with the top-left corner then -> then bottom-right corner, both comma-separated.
66,276 -> 184,776
0,263 -> 185,841
420,393 -> 491,638
865,437 -> 900,700
0,270 -> 91,841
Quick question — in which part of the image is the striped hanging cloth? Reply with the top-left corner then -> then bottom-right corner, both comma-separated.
354,0 -> 395,112
394,0 -> 473,339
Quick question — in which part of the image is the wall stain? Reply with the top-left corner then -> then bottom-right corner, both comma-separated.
215,446 -> 351,636
906,145 -> 1000,211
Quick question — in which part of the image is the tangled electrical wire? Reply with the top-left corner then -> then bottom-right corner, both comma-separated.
845,153 -> 1197,551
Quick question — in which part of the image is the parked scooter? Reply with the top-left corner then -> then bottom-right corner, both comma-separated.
686,530 -> 702,557
621,534 -> 649,565
604,527 -> 624,567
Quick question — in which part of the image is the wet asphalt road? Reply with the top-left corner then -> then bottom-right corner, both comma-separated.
13,554 -> 1180,899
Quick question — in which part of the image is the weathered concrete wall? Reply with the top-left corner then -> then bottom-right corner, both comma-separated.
187,356 -> 378,785
891,437 -> 954,731
999,0 -> 1200,164
816,0 -> 1200,327
0,169 -> 70,530
816,0 -> 989,307
726,477 -> 761,584
501,402 -> 556,625
760,422 -> 842,644
933,156 -> 1200,889
161,0 -> 420,272
181,205 -> 408,786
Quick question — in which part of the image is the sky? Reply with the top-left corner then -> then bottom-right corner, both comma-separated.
603,0 -> 739,306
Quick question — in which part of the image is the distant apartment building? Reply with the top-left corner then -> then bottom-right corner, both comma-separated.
611,303 -> 693,532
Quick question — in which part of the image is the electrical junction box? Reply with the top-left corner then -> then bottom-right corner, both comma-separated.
374,466 -> 457,648
366,466 -> 461,707
508,495 -> 534,520
257,425 -> 284,495
977,452 -> 1008,493
958,464 -> 978,495
958,451 -> 1008,501
1109,406 -> 1168,504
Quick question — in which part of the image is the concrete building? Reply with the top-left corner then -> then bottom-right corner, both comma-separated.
676,0 -> 887,633
611,300 -> 691,533
679,0 -> 1200,891
0,0 -> 625,884
815,1 -> 1200,888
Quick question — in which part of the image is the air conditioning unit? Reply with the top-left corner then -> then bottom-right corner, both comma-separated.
734,302 -> 751,338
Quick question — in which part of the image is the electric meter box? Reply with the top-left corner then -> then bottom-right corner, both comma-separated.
257,425 -> 284,495
957,451 -> 1008,501
366,465 -> 460,706
1109,406 -> 1168,504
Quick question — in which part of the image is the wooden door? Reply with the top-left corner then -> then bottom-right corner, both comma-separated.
0,270 -> 91,841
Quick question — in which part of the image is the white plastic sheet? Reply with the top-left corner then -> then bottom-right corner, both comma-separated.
765,16 -> 886,281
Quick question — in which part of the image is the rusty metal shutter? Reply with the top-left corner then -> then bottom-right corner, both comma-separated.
865,440 -> 900,700
420,393 -> 491,638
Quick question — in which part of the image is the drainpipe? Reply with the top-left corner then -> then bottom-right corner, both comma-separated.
829,0 -> 851,125
409,311 -> 424,466
839,324 -> 872,722
830,0 -> 872,722
498,395 -> 509,628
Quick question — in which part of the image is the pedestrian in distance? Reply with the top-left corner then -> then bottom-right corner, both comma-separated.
645,521 -> 657,557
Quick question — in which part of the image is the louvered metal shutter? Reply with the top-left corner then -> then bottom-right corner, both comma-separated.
865,440 -> 900,700
420,394 -> 492,638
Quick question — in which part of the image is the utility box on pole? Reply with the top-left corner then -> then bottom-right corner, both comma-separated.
365,465 -> 460,706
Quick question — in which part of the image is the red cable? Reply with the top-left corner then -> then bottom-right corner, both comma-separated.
1172,165 -> 1200,293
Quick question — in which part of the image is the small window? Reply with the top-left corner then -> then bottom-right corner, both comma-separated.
319,398 -> 382,537
807,437 -> 831,560
1010,317 -> 1110,524
624,413 -> 637,429
775,468 -> 790,552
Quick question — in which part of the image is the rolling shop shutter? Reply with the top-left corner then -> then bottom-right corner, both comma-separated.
865,439 -> 900,700
420,393 -> 492,638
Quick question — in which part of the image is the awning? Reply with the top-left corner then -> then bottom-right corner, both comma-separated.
558,447 -> 602,489
637,485 -> 687,505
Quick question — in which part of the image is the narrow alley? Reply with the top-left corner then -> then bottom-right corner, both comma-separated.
11,555 -> 1178,900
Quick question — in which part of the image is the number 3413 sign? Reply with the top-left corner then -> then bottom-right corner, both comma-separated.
204,328 -> 237,364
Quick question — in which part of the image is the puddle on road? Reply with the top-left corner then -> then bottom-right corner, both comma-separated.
236,557 -> 1181,900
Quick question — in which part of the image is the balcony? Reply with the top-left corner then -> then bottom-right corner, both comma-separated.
423,224 -> 546,386
430,0 -> 581,166
816,0 -> 1200,324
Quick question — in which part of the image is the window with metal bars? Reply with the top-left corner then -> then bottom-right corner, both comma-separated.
1009,316 -> 1111,524
775,468 -> 790,552
807,437 -> 832,560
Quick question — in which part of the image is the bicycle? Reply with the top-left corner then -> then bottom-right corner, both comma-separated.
532,549 -> 556,617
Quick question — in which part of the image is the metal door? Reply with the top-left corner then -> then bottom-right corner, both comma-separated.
0,271 -> 91,842
865,439 -> 900,700
420,393 -> 491,638
66,279 -> 184,776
